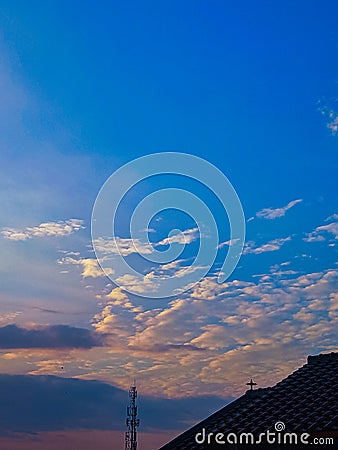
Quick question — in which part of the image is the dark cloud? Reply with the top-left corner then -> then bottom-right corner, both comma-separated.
0,324 -> 106,349
0,374 -> 228,434
31,307 -> 64,314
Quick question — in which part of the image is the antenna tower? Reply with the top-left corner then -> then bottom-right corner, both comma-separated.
125,381 -> 140,450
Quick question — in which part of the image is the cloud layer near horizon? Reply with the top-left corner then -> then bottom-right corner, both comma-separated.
0,374 -> 226,433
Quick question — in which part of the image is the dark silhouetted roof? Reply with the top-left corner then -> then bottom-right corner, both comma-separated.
159,352 -> 338,449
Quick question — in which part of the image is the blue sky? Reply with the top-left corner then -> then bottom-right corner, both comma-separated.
0,1 -> 337,449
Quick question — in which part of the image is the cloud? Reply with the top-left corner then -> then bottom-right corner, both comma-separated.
105,287 -> 142,313
93,236 -> 154,257
313,222 -> 338,239
0,374 -> 226,434
157,228 -> 199,246
61,250 -> 204,298
129,343 -> 204,353
303,233 -> 326,243
112,265 -> 206,296
157,259 -> 185,271
1,219 -> 84,241
243,237 -> 291,254
0,325 -> 106,349
5,266 -> 333,401
304,218 -> 338,243
93,228 -> 199,258
114,273 -> 158,295
59,257 -> 114,278
92,288 -> 142,347
217,238 -> 240,249
0,311 -> 22,323
256,199 -> 302,220
326,213 -> 338,221
140,227 -> 156,233
80,266 -> 338,398
327,115 -> 338,134
318,101 -> 338,135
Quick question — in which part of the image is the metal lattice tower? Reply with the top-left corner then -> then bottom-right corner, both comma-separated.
125,381 -> 140,450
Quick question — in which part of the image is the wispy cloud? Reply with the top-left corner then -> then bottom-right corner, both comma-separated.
303,233 -> 326,243
327,116 -> 338,134
326,213 -> 338,221
93,227 -> 199,257
256,199 -> 302,220
1,219 -> 84,241
217,238 -> 240,249
304,217 -> 338,243
157,227 -> 199,246
318,100 -> 338,135
243,237 -> 291,254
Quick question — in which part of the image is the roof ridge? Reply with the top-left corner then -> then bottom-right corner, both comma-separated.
307,351 -> 338,364
272,352 -> 338,388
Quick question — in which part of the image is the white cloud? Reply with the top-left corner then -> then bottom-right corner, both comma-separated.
316,222 -> 338,239
256,199 -> 303,220
326,213 -> 338,221
157,227 -> 199,246
105,268 -> 337,397
157,259 -> 185,272
140,227 -> 156,233
93,237 -> 154,256
318,101 -> 338,135
304,220 -> 338,243
60,257 -> 114,278
327,116 -> 338,134
93,227 -> 199,259
29,264 -> 335,398
115,273 -> 158,295
1,219 -> 84,241
105,287 -> 142,313
218,238 -> 240,249
303,233 -> 326,243
243,237 -> 291,255
324,109 -> 338,135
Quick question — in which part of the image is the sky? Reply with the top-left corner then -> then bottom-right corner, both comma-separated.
0,1 -> 337,449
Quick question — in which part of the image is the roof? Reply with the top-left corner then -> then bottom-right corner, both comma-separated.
159,352 -> 338,449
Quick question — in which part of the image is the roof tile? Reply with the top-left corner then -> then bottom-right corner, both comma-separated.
159,352 -> 338,449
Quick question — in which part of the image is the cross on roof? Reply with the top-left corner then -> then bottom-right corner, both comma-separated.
246,379 -> 257,391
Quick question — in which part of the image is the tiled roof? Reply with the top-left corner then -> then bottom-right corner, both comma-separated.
159,352 -> 338,449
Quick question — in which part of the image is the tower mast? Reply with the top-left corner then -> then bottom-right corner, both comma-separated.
125,380 -> 140,450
